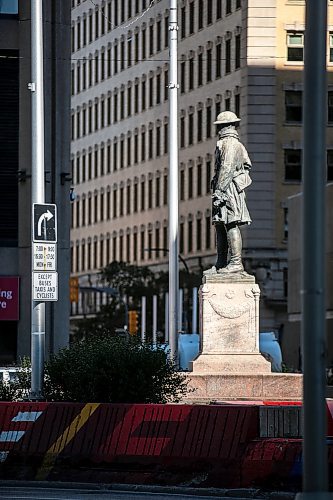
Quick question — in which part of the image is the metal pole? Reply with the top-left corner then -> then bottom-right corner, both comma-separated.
168,0 -> 179,365
165,292 -> 169,342
30,0 -> 45,399
298,0 -> 328,496
192,287 -> 198,335
141,296 -> 146,343
178,288 -> 183,333
152,294 -> 157,345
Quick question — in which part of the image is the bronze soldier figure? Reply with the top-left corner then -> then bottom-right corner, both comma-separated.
205,111 -> 252,275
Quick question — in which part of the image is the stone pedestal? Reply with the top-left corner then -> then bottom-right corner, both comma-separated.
190,272 -> 271,374
186,272 -> 303,402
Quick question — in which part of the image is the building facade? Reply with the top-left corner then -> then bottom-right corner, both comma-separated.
0,1 -> 71,363
70,0 -> 333,344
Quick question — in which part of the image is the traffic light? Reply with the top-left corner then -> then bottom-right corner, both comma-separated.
69,276 -> 79,303
128,310 -> 139,335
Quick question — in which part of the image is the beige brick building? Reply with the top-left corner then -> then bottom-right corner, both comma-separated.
70,0 -> 333,341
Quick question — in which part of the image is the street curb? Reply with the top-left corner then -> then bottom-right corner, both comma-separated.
0,480 -> 297,498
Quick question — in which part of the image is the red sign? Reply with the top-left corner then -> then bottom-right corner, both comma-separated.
0,277 -> 19,321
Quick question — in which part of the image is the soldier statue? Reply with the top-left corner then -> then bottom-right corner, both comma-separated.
205,111 -> 252,275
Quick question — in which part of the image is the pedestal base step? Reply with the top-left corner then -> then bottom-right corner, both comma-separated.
182,373 -> 303,403
190,353 -> 271,374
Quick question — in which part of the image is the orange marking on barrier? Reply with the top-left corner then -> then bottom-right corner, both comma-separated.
35,403 -> 99,480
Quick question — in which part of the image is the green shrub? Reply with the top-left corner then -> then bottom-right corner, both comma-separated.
44,336 -> 188,403
0,357 -> 31,402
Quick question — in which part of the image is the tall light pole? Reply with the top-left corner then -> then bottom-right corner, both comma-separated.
168,0 -> 179,364
30,0 -> 45,398
299,0 -> 328,497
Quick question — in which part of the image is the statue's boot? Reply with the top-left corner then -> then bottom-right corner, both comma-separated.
204,224 -> 228,275
218,225 -> 244,274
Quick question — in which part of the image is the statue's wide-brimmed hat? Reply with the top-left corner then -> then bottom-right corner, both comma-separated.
213,111 -> 241,125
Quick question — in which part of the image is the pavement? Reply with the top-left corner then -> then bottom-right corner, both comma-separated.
0,481 -> 297,499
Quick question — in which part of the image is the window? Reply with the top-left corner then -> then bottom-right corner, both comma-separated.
127,185 -> 131,214
163,174 -> 168,205
121,0 -> 125,22
107,96 -> 111,125
181,7 -> 186,39
180,222 -> 184,253
134,82 -> 139,113
120,40 -> 125,71
206,105 -> 211,138
149,76 -> 153,107
236,0 -> 241,8
148,179 -> 153,208
198,53 -> 203,86
140,230 -> 145,260
120,138 -> 125,168
94,54 -> 99,83
181,61 -> 186,93
135,32 -> 139,63
156,126 -> 161,157
180,170 -> 185,200
142,27 -> 146,59
89,58 -> 93,86
188,165 -> 193,198
205,215 -> 211,249
197,163 -> 202,196
189,113 -> 194,146
206,160 -> 211,193
328,91 -> 333,123
235,34 -> 241,69
225,38 -> 231,74
100,192 -> 104,221
113,94 -> 118,123
94,102 -> 98,130
95,9 -> 99,39
155,177 -> 160,207
216,0 -> 222,19
134,182 -> 138,212
327,150 -> 333,182
127,38 -> 132,67
114,44 -> 118,74
141,80 -> 146,110
141,131 -> 146,161
206,48 -> 212,82
149,24 -> 154,56
216,43 -> 222,78
189,2 -> 194,35
157,20 -> 161,52
330,34 -> 333,63
156,73 -> 161,104
89,13 -> 93,43
235,93 -> 240,117
141,181 -> 145,210
180,116 -> 185,148
127,87 -> 132,116
164,69 -> 169,100
189,57 -> 194,90
198,0 -> 203,30
164,15 -> 169,48
197,109 -> 203,142
101,6 -> 105,35
285,90 -> 302,122
284,149 -> 302,181
188,220 -> 193,252
225,97 -> 230,111
120,186 -> 124,216
196,219 -> 202,250
120,90 -> 125,120
226,0 -> 231,15
113,141 -> 118,171
127,136 -> 131,166
287,33 -> 304,62
0,1 -> 18,14
207,0 -> 212,24
148,129 -> 153,159
134,132 -> 139,163
164,123 -> 168,154
163,226 -> 168,255
77,21 -> 81,50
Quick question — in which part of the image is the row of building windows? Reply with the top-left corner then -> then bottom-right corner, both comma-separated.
71,158 -> 212,228
71,92 -> 240,161
285,90 -> 333,123
284,149 -> 333,182
71,32 -> 240,97
287,32 -> 333,62
71,0 -> 239,53
71,213 -> 213,272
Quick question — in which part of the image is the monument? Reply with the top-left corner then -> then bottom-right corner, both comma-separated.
186,112 -> 302,401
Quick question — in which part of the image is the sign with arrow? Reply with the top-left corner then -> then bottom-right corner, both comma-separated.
33,204 -> 57,243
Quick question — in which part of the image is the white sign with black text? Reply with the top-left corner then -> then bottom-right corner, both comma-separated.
32,272 -> 58,301
33,243 -> 57,271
